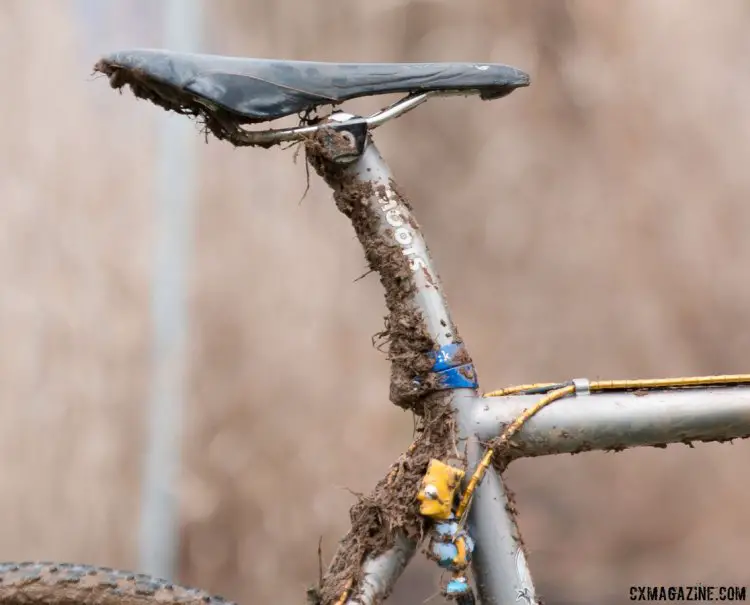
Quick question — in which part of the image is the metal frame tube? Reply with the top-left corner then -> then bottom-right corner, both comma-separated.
475,387 -> 750,458
354,532 -> 416,604
458,392 -> 538,605
343,140 -> 456,347
308,131 -> 531,605
468,462 -> 537,605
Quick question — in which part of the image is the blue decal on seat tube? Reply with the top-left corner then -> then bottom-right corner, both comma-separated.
431,343 -> 465,372
434,364 -> 479,389
422,343 -> 479,390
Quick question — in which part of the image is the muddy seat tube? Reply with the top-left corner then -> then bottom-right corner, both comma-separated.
307,115 -> 538,605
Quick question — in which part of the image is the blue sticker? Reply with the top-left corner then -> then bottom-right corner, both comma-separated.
445,578 -> 472,596
431,343 -> 465,372
420,343 -> 479,390
434,364 -> 479,389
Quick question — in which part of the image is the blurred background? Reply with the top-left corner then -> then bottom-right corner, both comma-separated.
1,1 -> 749,604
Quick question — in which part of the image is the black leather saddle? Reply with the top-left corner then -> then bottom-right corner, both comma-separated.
95,49 -> 530,125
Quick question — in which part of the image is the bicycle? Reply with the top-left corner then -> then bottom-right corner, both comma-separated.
2,48 -> 749,605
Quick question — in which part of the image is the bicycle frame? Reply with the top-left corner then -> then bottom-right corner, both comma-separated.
90,50 -> 750,603
304,112 -> 750,605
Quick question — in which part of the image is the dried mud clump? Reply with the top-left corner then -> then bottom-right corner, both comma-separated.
309,394 -> 457,604
305,139 -> 441,415
93,60 -> 274,148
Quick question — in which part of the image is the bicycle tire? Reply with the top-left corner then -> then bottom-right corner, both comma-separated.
0,562 -> 236,605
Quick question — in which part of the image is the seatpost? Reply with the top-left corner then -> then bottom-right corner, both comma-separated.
306,112 -> 479,411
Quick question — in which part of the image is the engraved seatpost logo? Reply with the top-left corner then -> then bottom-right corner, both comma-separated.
376,187 -> 426,272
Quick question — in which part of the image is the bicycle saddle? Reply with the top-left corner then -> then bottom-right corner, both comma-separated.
95,49 -> 530,125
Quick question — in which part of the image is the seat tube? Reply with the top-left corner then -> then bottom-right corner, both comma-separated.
461,410 -> 539,605
307,117 -> 537,605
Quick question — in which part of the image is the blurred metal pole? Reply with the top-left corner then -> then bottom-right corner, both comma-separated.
138,0 -> 203,581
